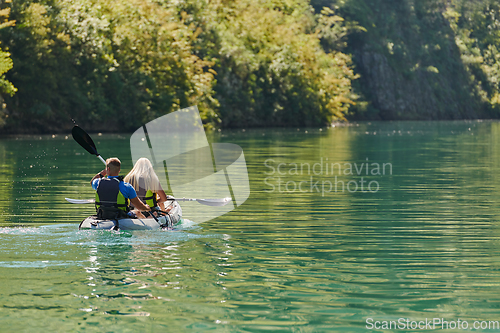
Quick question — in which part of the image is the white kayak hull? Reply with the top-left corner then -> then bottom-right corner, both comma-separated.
79,200 -> 182,230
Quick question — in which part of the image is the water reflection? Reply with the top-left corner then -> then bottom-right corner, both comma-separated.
1,122 -> 500,330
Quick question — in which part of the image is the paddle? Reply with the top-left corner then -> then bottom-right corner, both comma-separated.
70,125 -> 232,215
65,197 -> 232,206
149,209 -> 162,226
171,197 -> 232,206
72,126 -> 107,165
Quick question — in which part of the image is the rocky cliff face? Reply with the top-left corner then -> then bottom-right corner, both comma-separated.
345,0 -> 484,120
357,48 -> 480,120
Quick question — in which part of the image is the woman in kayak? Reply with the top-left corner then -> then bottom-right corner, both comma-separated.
124,157 -> 169,218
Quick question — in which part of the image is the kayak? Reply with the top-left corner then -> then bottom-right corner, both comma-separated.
79,200 -> 182,230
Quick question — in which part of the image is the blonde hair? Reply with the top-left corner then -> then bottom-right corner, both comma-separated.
124,158 -> 162,192
106,157 -> 121,174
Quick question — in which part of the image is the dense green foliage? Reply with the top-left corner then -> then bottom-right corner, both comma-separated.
203,1 -> 356,127
0,0 -> 16,127
2,0 -> 220,132
0,0 -> 356,133
444,0 -> 500,114
2,0 -> 500,132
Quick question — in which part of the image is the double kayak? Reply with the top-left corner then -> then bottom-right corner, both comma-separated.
79,200 -> 182,230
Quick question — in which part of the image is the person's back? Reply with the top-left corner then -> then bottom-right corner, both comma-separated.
124,158 -> 168,216
95,176 -> 130,219
137,176 -> 168,207
91,157 -> 150,220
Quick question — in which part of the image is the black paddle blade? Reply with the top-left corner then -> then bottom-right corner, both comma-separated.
72,126 -> 98,156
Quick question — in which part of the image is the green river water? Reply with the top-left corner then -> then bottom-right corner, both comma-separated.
1,121 -> 500,332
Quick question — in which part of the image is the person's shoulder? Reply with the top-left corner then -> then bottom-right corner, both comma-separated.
122,181 -> 134,189
120,181 -> 137,198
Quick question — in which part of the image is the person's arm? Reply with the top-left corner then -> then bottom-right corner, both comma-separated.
157,189 -> 168,204
91,169 -> 107,185
123,182 -> 150,211
130,197 -> 150,212
153,181 -> 168,204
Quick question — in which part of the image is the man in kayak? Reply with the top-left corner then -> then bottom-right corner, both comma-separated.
91,157 -> 150,220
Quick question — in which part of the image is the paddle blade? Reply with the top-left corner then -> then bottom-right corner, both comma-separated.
65,198 -> 95,204
195,198 -> 232,206
72,126 -> 99,156
167,196 -> 232,206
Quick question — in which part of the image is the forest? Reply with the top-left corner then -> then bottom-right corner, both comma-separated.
0,0 -> 499,133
